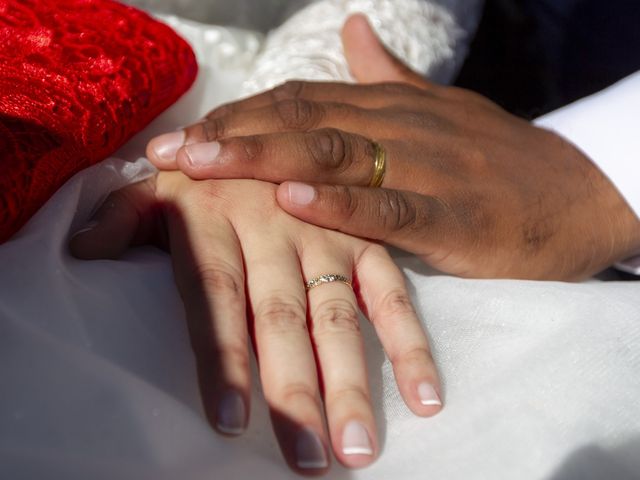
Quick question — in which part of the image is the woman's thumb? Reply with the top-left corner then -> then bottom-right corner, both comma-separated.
341,14 -> 430,89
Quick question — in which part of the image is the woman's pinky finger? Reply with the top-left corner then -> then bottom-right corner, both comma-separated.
355,245 -> 443,416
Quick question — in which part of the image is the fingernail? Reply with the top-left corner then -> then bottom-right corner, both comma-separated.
150,130 -> 185,162
287,182 -> 315,206
418,382 -> 442,406
342,420 -> 373,456
296,427 -> 328,470
71,221 -> 99,239
216,390 -> 246,435
184,142 -> 222,167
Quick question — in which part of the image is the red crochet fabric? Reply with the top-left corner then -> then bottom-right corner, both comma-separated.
0,0 -> 198,243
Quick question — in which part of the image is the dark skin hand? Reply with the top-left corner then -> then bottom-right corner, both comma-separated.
147,14 -> 640,280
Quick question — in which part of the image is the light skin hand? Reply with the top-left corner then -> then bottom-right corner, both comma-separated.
146,15 -> 640,280
70,172 -> 442,475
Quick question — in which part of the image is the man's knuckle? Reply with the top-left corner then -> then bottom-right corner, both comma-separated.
275,99 -> 321,130
271,80 -> 305,102
380,190 -> 420,233
202,117 -> 226,140
306,129 -> 351,172
255,297 -> 307,334
376,82 -> 412,96
242,135 -> 265,162
339,185 -> 360,218
207,102 -> 234,119
225,135 -> 263,163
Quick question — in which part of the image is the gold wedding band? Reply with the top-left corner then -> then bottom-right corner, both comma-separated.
305,274 -> 353,291
368,142 -> 387,188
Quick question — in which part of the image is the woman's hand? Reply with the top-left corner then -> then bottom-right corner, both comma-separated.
145,16 -> 640,280
70,172 -> 441,475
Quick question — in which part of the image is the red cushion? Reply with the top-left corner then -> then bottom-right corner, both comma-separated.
0,0 -> 198,242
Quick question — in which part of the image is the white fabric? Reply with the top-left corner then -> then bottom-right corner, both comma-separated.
2,10 -> 640,480
124,0 -> 482,93
241,0 -> 481,94
535,72 -> 640,274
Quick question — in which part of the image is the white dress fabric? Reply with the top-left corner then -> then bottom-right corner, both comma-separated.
2,5 -> 640,480
123,0 -> 483,90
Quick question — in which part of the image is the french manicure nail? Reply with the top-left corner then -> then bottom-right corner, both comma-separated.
216,390 -> 246,435
287,182 -> 315,206
342,420 -> 373,456
296,427 -> 328,470
418,382 -> 442,406
184,142 -> 222,167
150,130 -> 185,162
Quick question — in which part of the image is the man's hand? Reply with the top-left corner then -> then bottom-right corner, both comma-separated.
144,15 -> 640,280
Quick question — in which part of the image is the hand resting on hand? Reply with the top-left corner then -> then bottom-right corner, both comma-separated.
71,172 -> 441,475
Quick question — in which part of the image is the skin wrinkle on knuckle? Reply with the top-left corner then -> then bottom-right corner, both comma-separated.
311,298 -> 361,337
206,102 -> 234,120
275,99 -> 321,131
184,262 -> 243,300
254,296 -> 308,335
271,80 -> 305,102
305,129 -> 351,173
378,190 -> 422,235
325,385 -> 371,410
389,346 -> 431,369
370,289 -> 419,337
225,135 -> 263,165
202,116 -> 225,141
242,135 -> 264,163
331,185 -> 359,222
376,288 -> 416,318
275,381 -> 321,408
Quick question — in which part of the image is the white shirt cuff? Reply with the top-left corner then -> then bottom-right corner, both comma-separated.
533,71 -> 640,275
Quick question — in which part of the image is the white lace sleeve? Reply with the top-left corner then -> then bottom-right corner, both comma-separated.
242,0 -> 483,95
